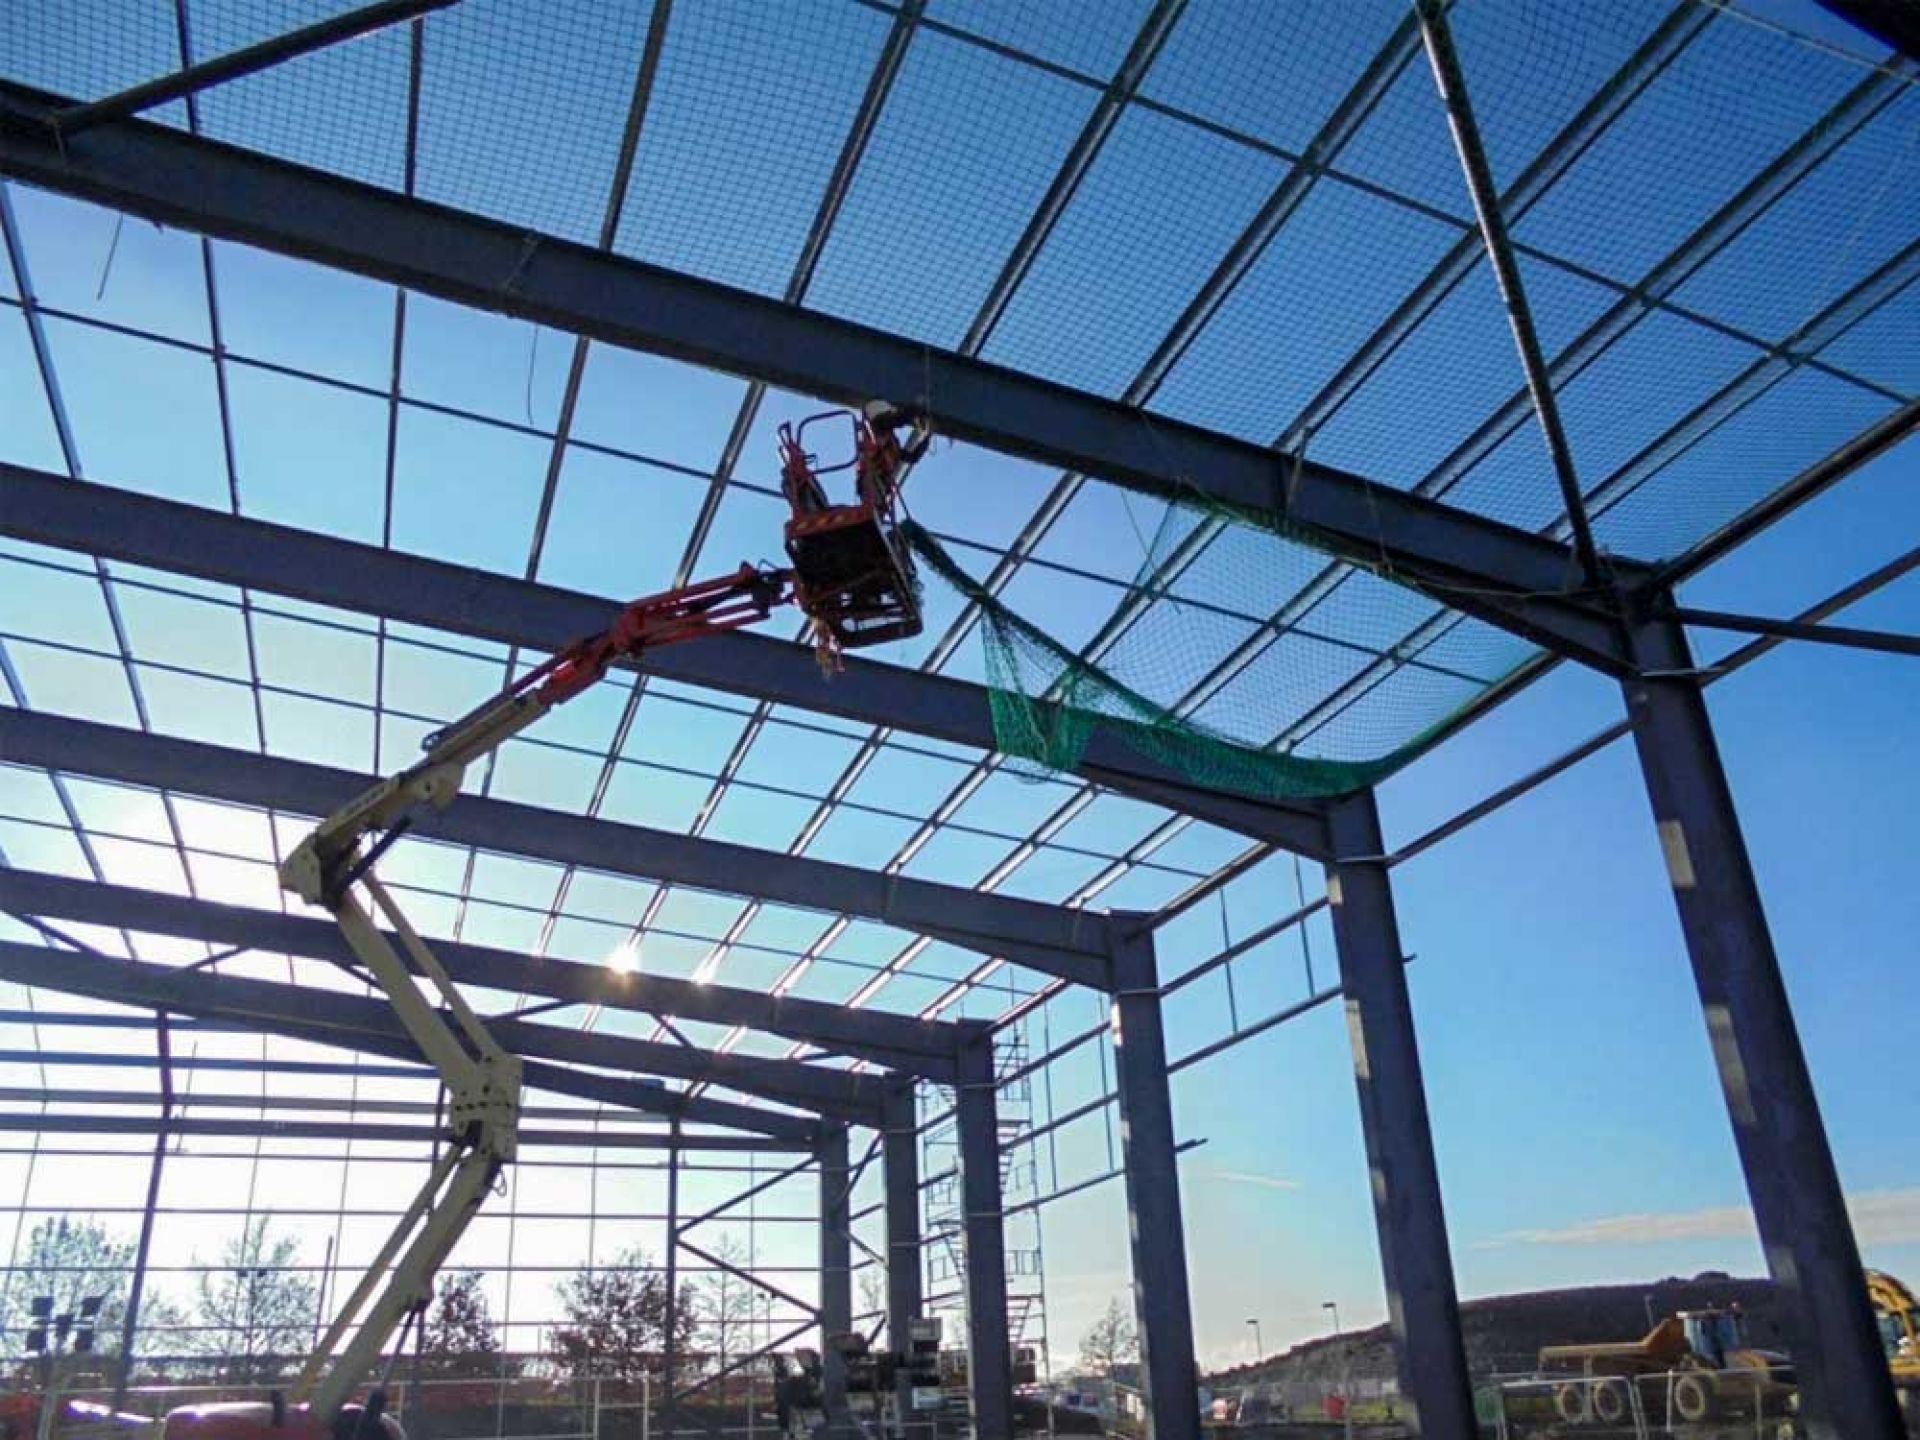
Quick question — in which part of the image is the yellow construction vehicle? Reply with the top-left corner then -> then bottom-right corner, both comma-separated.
1537,1305 -> 1794,1429
1527,1271 -> 1917,1436
1869,1269 -> 1920,1435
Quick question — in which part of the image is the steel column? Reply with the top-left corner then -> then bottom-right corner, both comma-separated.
1324,791 -> 1475,1440
1624,618 -> 1901,1440
111,1013 -> 172,1408
882,1080 -> 926,1434
953,1024 -> 1014,1439
663,1119 -> 682,1418
1108,923 -> 1202,1440
818,1124 -> 854,1435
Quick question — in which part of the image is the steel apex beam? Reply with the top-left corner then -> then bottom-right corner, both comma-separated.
0,937 -> 834,1137
0,867 -> 960,1077
0,87 -> 1638,673
0,462 -> 1330,849
0,709 -> 1111,985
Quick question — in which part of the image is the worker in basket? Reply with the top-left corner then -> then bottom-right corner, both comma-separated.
778,400 -> 931,663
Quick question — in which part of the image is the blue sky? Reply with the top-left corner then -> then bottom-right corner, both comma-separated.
1067,432 -> 1919,1368
0,0 -> 1916,1381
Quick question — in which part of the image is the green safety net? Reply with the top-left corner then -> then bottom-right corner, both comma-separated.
903,494 -> 1502,803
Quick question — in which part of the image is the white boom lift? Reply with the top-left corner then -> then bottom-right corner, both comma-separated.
158,406 -> 929,1440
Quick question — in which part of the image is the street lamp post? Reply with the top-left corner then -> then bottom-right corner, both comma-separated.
1322,1302 -> 1352,1440
1246,1318 -> 1263,1365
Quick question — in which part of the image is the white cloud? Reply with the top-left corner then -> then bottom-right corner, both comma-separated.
1197,1168 -> 1304,1193
1479,1186 -> 1920,1249
1851,1189 -> 1920,1246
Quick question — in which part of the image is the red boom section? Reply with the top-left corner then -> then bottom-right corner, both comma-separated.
440,564 -> 798,737
531,564 -> 796,706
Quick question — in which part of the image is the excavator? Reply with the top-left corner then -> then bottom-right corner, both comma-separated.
153,405 -> 931,1440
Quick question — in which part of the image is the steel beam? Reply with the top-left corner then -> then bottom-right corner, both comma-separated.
0,86 -> 1638,672
0,867 -> 959,1075
819,1124 -> 855,1435
0,1080 -> 731,1126
0,708 -> 1111,985
1323,792 -> 1475,1439
0,461 -> 1327,847
1816,0 -> 1920,61
663,1119 -> 683,1413
1662,397 -> 1920,584
1666,606 -> 1920,659
1414,0 -> 1604,587
1623,618 -> 1902,1440
0,1046 -> 421,1082
50,0 -> 457,138
1416,61 -> 1909,520
0,1112 -> 802,1151
0,938 -> 860,1132
1284,1 -> 1712,453
953,1023 -> 1013,1439
496,1018 -> 879,1120
1582,241 -> 1920,553
1108,922 -> 1201,1440
881,1079 -> 926,1435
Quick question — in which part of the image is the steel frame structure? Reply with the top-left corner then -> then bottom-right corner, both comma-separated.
0,4 -> 1912,1439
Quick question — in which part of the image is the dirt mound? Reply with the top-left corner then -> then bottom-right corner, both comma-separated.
1209,1274 -> 1783,1390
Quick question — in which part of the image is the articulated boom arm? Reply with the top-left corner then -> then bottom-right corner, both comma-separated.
277,562 -> 796,1418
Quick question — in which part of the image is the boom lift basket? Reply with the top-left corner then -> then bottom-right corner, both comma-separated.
779,404 -> 927,653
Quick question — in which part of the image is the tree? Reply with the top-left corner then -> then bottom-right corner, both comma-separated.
547,1248 -> 698,1383
1079,1296 -> 1138,1378
125,1292 -> 192,1380
421,1270 -> 501,1378
189,1217 -> 320,1383
698,1236 -> 760,1380
857,1264 -> 888,1331
0,1217 -> 133,1361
